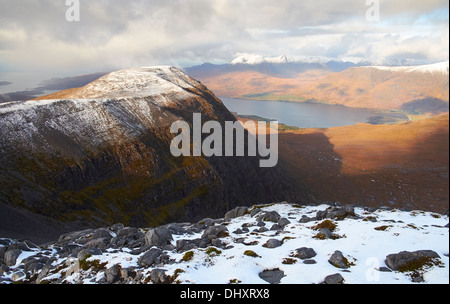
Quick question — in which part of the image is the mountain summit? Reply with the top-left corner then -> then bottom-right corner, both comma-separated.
0,67 -> 305,243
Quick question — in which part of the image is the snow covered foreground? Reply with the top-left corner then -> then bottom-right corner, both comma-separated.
1,203 -> 448,284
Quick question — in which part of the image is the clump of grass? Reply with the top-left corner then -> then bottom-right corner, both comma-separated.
291,204 -> 304,209
205,247 -> 222,257
282,236 -> 295,243
374,225 -> 391,231
312,220 -> 337,232
313,233 -> 327,240
181,251 -> 194,262
398,257 -> 443,273
244,250 -> 261,258
407,224 -> 419,230
282,258 -> 297,265
229,278 -> 242,284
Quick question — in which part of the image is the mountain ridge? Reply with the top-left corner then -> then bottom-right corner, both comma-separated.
0,67 -> 307,244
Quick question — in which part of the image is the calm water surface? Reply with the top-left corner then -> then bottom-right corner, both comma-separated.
221,97 -> 379,128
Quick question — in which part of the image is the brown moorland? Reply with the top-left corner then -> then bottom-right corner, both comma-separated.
239,113 -> 449,213
195,64 -> 449,114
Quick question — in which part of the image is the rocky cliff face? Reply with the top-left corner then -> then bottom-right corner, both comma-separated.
0,67 -> 305,242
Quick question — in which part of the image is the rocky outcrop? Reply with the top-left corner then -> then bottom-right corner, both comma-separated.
0,203 -> 447,285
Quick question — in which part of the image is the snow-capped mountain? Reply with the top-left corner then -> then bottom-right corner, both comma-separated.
368,61 -> 449,75
0,67 -> 303,243
1,203 -> 448,284
231,54 -> 289,65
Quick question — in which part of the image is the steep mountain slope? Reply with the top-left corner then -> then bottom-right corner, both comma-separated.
187,61 -> 449,114
0,67 -> 306,243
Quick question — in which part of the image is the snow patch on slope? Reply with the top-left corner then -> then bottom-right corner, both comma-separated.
70,66 -> 199,101
368,61 -> 449,74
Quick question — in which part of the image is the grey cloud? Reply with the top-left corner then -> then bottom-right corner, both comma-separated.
0,0 -> 448,80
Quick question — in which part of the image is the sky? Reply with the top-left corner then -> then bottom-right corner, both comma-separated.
0,0 -> 449,92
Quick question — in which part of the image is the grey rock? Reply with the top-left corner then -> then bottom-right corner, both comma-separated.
110,223 -> 125,232
150,269 -> 170,284
295,247 -> 317,260
270,224 -> 282,231
11,271 -> 26,282
233,228 -> 245,234
59,244 -> 83,258
83,238 -> 109,250
385,250 -> 441,271
299,215 -> 313,223
257,211 -> 281,223
195,218 -> 215,229
378,267 -> 392,272
303,259 -> 317,265
316,210 -> 328,220
92,228 -> 114,240
211,239 -> 225,248
164,223 -> 189,235
57,229 -> 95,244
329,251 -> 349,269
4,249 -> 22,267
176,239 -> 197,253
138,248 -> 163,267
77,248 -> 102,261
254,227 -> 269,233
7,241 -> 37,252
145,227 -> 173,247
24,259 -> 44,275
412,274 -> 424,283
225,207 -> 248,219
324,273 -> 345,284
258,269 -> 285,284
201,225 -> 229,241
250,208 -> 262,217
105,264 -> 121,283
116,227 -> 138,238
120,267 -> 137,280
263,239 -> 282,249
318,228 -> 332,239
0,246 -> 6,262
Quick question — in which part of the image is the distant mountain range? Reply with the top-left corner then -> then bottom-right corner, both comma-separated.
185,59 -> 449,115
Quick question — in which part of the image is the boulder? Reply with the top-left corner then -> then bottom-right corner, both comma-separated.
116,227 -> 139,238
258,269 -> 285,284
145,227 -> 173,247
4,249 -> 22,267
138,248 -> 163,267
92,228 -> 114,240
176,239 -> 200,253
263,239 -> 282,249
105,264 -> 121,283
201,225 -> 229,241
150,269 -> 170,284
225,207 -> 249,220
385,250 -> 441,271
256,211 -> 281,223
324,273 -> 345,284
278,218 -> 291,228
328,251 -> 350,269
295,247 -> 317,260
